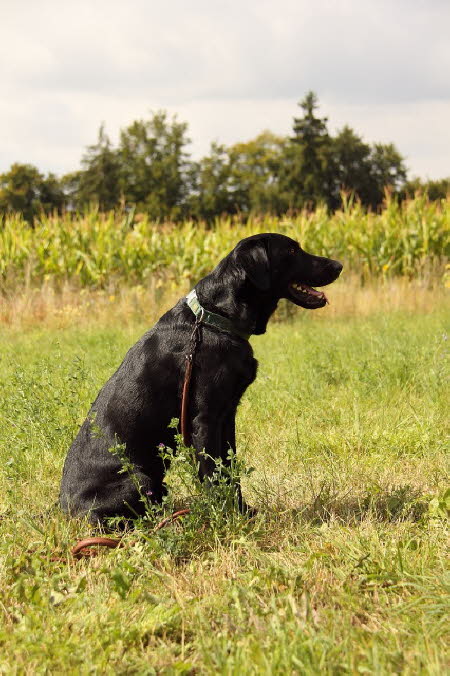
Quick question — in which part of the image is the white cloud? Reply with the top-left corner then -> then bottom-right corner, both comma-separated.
0,0 -> 449,178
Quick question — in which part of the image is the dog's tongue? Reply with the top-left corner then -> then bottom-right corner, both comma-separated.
305,284 -> 329,304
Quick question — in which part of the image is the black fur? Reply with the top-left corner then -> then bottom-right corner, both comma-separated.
60,233 -> 342,521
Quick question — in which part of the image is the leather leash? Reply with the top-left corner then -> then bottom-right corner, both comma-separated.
181,313 -> 203,446
61,509 -> 191,560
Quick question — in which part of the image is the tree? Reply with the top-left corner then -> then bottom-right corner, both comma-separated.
328,127 -> 408,210
59,171 -> 82,212
366,143 -> 407,209
76,124 -> 121,211
281,91 -> 331,209
228,131 -> 289,214
328,126 -> 373,209
39,172 -> 65,214
0,163 -> 65,223
403,177 -> 450,200
118,111 -> 191,220
188,143 -> 236,220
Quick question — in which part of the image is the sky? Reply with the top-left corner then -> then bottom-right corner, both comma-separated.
1,0 -> 449,180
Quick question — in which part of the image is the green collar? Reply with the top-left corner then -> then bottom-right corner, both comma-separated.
186,289 -> 251,340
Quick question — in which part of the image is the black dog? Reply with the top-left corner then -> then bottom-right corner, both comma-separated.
60,233 -> 342,522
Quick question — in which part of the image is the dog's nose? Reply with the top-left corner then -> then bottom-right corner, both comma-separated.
332,260 -> 343,276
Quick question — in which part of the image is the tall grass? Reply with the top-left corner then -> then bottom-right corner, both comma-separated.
1,275 -> 447,329
1,194 -> 448,290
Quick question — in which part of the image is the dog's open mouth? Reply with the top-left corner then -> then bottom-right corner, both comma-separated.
288,282 -> 329,308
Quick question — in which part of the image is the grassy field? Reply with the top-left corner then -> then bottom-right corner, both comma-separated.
0,279 -> 448,673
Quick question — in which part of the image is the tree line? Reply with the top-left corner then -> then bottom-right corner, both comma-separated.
1,92 -> 448,223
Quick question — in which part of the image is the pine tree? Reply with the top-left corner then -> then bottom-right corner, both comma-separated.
283,91 -> 331,209
77,124 -> 121,211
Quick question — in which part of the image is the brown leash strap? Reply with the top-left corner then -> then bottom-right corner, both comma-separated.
181,315 -> 203,446
68,509 -> 191,559
72,536 -> 122,558
181,355 -> 194,446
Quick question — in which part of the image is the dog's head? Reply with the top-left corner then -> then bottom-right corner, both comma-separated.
232,233 -> 342,309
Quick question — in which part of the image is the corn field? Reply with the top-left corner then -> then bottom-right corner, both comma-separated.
0,195 -> 448,290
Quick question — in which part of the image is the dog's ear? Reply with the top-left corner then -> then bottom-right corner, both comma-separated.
233,239 -> 271,291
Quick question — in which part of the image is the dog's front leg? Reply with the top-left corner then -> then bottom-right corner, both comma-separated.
191,408 -> 248,511
191,410 -> 224,481
222,412 -> 245,511
223,413 -> 236,455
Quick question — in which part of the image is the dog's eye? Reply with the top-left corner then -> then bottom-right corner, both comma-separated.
289,247 -> 297,256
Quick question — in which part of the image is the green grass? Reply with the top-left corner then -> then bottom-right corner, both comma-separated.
0,306 -> 449,673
